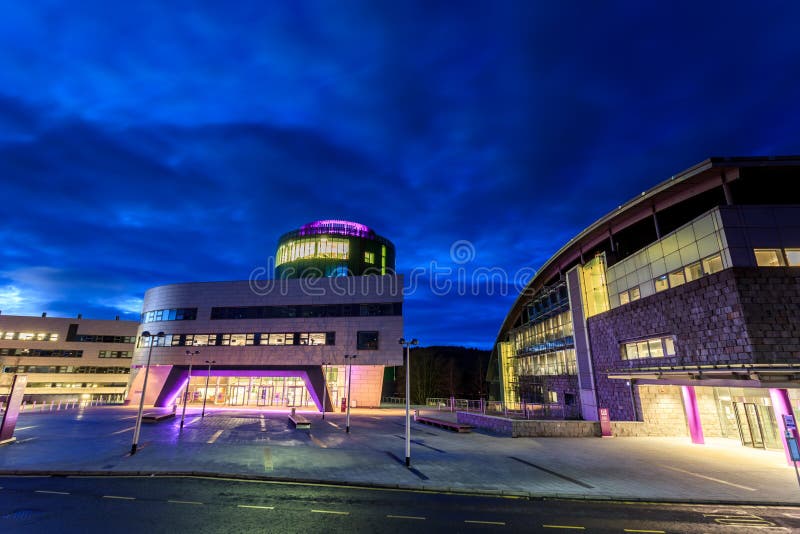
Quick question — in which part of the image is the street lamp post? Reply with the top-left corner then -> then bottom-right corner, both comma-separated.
399,338 -> 419,468
180,350 -> 199,429
201,360 -> 216,418
131,330 -> 165,455
321,361 -> 331,420
344,354 -> 357,433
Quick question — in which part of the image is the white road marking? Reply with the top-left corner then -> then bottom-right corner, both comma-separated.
207,430 -> 224,444
311,509 -> 349,515
328,421 -> 340,428
103,495 -> 135,500
466,520 -> 506,526
110,426 -> 135,436
119,415 -> 138,421
662,465 -> 757,491
238,504 -> 274,510
35,490 -> 70,495
168,500 -> 203,505
387,514 -> 426,520
15,426 -> 37,431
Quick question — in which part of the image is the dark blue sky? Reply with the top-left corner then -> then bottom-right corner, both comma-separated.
1,2 -> 799,348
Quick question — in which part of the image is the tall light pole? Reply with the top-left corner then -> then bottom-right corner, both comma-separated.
180,350 -> 199,429
344,354 -> 357,433
399,338 -> 418,468
201,360 -> 216,418
131,330 -> 165,455
321,361 -> 331,420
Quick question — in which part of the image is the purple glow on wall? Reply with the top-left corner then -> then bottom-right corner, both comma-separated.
769,388 -> 798,466
164,377 -> 189,407
680,385 -> 705,445
297,219 -> 372,237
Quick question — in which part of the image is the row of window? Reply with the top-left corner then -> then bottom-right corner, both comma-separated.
98,351 -> 131,358
27,382 -> 128,389
137,331 -> 381,351
138,332 -> 336,348
276,236 -> 350,266
140,302 -> 403,323
210,303 -> 402,320
0,348 -> 83,358
2,366 -> 130,374
512,310 -> 574,356
140,308 -> 198,323
620,336 -> 676,360
619,253 -> 724,305
71,334 -> 137,344
755,248 -> 800,267
1,332 -> 59,341
515,349 -> 577,376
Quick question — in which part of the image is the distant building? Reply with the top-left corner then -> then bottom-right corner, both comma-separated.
126,220 -> 403,411
0,313 -> 138,403
490,157 -> 800,456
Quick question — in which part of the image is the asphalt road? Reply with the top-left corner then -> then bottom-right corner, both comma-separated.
1,475 -> 798,533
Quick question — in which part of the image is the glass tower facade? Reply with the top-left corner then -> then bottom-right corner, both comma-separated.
275,220 -> 396,278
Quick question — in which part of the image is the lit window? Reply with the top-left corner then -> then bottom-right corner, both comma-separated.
668,270 -> 685,288
629,287 -> 640,301
193,335 -> 209,346
636,341 -> 650,358
664,337 -> 676,356
230,334 -> 246,346
269,334 -> 285,346
702,254 -> 723,274
246,334 -> 256,345
619,291 -> 630,305
654,275 -> 668,292
684,262 -> 702,282
647,339 -> 664,358
19,332 -> 34,341
786,249 -> 800,267
364,251 -> 375,264
755,249 -> 784,267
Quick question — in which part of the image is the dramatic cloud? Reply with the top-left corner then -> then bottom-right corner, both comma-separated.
1,2 -> 799,347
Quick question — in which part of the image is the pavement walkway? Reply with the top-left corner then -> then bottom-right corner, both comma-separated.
2,405 -> 799,505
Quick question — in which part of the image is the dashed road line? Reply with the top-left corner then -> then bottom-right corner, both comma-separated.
624,529 -> 665,533
387,515 -> 426,520
542,526 -> 585,530
167,499 -> 203,505
465,520 -> 506,526
103,495 -> 135,500
259,415 -> 266,432
15,425 -> 37,431
237,504 -> 274,510
119,415 -> 138,421
207,430 -> 224,444
328,421 -> 340,428
662,465 -> 756,491
311,509 -> 349,515
110,426 -> 135,436
35,490 -> 70,495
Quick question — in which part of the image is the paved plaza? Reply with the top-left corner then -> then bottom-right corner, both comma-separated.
1,405 -> 799,505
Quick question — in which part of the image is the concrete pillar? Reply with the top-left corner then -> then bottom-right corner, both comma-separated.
681,386 -> 704,444
769,388 -> 798,467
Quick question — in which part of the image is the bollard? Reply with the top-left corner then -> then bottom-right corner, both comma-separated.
50,401 -> 54,411
57,400 -> 62,411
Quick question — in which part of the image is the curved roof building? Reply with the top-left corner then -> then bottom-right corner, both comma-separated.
490,156 -> 800,456
275,219 -> 395,278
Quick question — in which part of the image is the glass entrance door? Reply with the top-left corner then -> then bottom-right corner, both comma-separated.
734,402 -> 765,448
257,386 -> 274,406
228,386 -> 247,406
286,386 -> 304,407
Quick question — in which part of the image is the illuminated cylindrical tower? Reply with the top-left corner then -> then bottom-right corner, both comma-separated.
275,220 -> 396,278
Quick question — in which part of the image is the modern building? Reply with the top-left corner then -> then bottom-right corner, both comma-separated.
126,220 -> 403,411
490,156 -> 800,458
0,313 -> 138,404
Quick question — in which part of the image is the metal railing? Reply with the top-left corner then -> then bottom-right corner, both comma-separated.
424,397 -> 581,420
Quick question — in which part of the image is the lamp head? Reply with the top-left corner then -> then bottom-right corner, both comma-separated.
398,338 -> 406,345
411,339 -> 418,346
